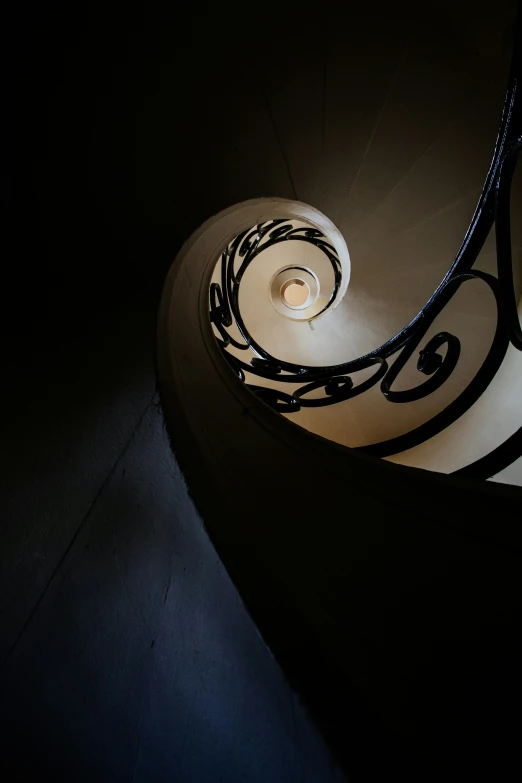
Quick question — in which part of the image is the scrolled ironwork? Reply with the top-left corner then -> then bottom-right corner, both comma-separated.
209,12 -> 522,476
381,331 -> 461,404
496,138 -> 522,350
247,386 -> 301,412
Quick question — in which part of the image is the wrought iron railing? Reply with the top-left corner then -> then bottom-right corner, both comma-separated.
209,14 -> 522,479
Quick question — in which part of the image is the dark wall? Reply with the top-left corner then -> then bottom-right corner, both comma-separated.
0,3 -> 343,781
1,1 -> 519,780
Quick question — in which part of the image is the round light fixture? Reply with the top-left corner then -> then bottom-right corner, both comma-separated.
281,279 -> 310,309
269,266 -> 321,320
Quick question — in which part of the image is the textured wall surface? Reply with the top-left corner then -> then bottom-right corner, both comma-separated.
0,3 -> 347,780
0,399 -> 344,782
1,1 -> 519,780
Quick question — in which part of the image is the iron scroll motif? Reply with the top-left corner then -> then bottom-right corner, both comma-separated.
209,12 -> 522,463
210,220 -> 343,358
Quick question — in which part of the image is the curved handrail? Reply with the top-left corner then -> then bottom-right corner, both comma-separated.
209,14 -> 522,471
156,195 -> 522,781
496,138 -> 522,349
361,272 -> 509,457
157,13 -> 522,780
210,220 -> 343,359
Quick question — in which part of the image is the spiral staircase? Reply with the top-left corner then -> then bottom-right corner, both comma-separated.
157,3 -> 522,781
